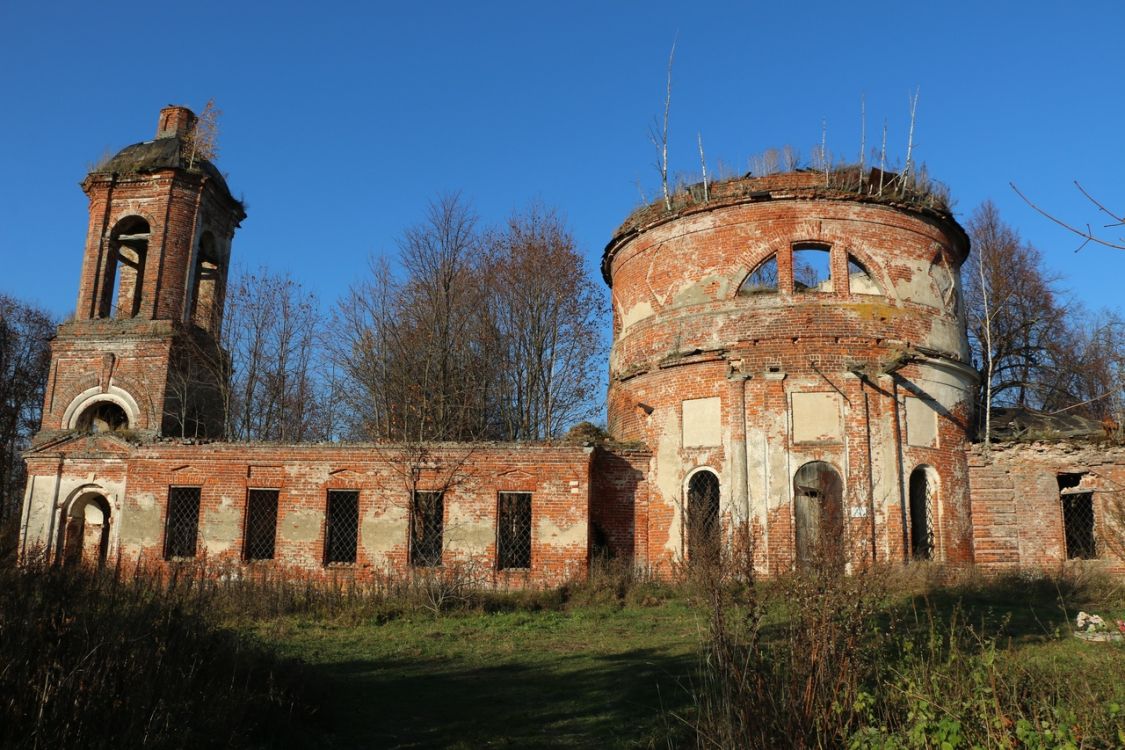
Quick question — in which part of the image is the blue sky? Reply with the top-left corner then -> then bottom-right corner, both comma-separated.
1,1 -> 1122,320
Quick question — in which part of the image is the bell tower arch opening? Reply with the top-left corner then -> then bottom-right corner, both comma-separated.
98,216 -> 150,319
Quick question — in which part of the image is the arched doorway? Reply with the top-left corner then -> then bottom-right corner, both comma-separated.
793,461 -> 844,567
687,470 -> 721,563
62,494 -> 111,567
908,467 -> 937,560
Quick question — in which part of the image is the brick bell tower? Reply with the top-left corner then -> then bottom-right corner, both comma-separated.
39,105 -> 245,440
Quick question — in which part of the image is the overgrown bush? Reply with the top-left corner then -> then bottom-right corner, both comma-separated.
0,561 -> 306,749
688,552 -> 1125,749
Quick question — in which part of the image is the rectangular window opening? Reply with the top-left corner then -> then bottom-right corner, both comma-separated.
243,489 -> 279,561
1058,474 -> 1096,560
164,486 -> 201,560
325,490 -> 359,565
793,245 -> 833,293
411,491 -> 444,567
497,492 -> 532,570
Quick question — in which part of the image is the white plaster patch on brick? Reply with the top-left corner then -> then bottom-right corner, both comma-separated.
905,397 -> 938,448
682,397 -> 721,447
791,392 -> 843,444
536,516 -> 586,547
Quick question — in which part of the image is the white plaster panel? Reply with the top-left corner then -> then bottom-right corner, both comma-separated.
682,397 -> 721,447
791,392 -> 842,443
906,397 -> 939,447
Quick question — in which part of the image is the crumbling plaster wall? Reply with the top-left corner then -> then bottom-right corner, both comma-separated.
26,440 -> 595,585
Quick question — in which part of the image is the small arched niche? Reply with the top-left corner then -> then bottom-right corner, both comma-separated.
75,400 -> 129,433
99,216 -> 150,319
61,493 -> 111,567
686,469 -> 721,563
908,466 -> 938,560
793,461 -> 844,567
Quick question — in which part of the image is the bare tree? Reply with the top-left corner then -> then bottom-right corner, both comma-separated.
965,201 -> 1071,437
650,38 -> 676,210
334,194 -> 492,442
223,268 -> 326,441
334,195 -> 604,444
484,203 -> 606,440
0,295 -> 53,524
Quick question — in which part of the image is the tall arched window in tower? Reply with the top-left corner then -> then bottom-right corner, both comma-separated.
98,217 -> 149,318
793,461 -> 844,567
909,466 -> 937,560
190,232 -> 222,333
687,469 -> 721,563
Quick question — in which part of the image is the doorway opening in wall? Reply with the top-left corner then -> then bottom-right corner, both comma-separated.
61,493 -> 110,567
1058,474 -> 1096,559
687,470 -> 721,565
794,461 -> 844,568
908,467 -> 936,560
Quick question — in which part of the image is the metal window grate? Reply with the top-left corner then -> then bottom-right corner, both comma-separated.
325,490 -> 359,564
1059,474 -> 1096,560
244,489 -> 279,561
909,469 -> 936,561
687,471 -> 721,563
164,486 -> 201,559
497,492 -> 532,569
1062,493 -> 1097,559
411,491 -> 444,567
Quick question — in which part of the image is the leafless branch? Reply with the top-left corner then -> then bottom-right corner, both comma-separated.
1010,181 -> 1125,251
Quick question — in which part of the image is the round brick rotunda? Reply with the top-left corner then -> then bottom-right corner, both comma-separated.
601,170 -> 976,570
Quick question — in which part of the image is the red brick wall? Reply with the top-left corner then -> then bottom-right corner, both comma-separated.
968,442 -> 1125,574
29,440 -> 595,585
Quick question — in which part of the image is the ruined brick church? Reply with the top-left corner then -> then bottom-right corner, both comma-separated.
18,106 -> 1124,580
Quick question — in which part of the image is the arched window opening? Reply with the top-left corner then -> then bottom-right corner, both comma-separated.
687,470 -> 721,563
909,467 -> 937,560
739,255 -> 778,295
793,244 -> 833,293
99,217 -> 150,319
793,461 -> 844,567
62,494 -> 110,567
75,401 -> 129,433
847,254 -> 880,295
190,232 -> 223,333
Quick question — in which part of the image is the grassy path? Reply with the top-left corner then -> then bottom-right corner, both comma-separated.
263,603 -> 703,748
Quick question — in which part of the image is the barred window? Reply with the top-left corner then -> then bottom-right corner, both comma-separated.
325,490 -> 359,564
243,489 -> 279,561
164,486 -> 201,559
410,491 -> 443,567
497,492 -> 532,570
1059,474 -> 1096,559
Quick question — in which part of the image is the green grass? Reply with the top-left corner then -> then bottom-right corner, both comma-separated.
5,560 -> 1122,748
244,569 -> 1125,748
255,603 -> 703,748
